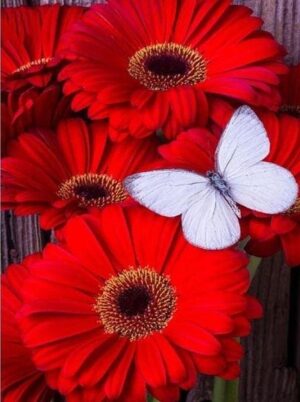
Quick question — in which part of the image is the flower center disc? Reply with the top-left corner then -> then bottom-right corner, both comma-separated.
287,197 -> 300,215
12,57 -> 53,75
57,173 -> 127,208
280,104 -> 300,118
128,43 -> 207,91
95,267 -> 177,340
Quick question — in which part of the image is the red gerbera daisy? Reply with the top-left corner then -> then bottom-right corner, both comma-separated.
59,0 -> 286,141
164,110 -> 300,266
211,105 -> 300,265
1,256 -> 54,402
243,112 -> 300,266
18,207 -> 262,401
1,84 -> 72,156
1,5 -> 85,91
1,119 -> 160,230
279,63 -> 300,118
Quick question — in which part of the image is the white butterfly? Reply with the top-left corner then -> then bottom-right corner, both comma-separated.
124,106 -> 298,250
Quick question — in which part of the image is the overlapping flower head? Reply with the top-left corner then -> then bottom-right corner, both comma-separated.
1,1 -> 300,402
122,111 -> 298,264
2,5 -> 85,91
1,257 -> 53,402
1,84 -> 72,155
205,102 -> 300,266
59,0 -> 286,140
1,5 -> 85,155
244,113 -> 300,265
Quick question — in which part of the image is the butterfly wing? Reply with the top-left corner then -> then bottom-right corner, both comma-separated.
216,105 -> 270,179
182,187 -> 241,250
124,169 -> 209,217
228,161 -> 298,214
217,106 -> 298,214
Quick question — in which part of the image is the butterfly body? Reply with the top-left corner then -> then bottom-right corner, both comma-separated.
207,171 -> 230,194
207,171 -> 242,219
125,106 -> 298,250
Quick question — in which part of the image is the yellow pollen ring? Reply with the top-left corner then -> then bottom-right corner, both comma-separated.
12,57 -> 53,74
94,267 -> 177,341
57,173 -> 127,208
128,42 -> 207,91
279,104 -> 300,116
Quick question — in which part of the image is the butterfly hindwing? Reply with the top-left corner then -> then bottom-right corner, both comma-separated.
228,161 -> 298,214
182,187 -> 241,250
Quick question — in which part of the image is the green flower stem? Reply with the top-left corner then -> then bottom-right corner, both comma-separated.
212,377 -> 239,402
147,395 -> 159,402
212,377 -> 226,402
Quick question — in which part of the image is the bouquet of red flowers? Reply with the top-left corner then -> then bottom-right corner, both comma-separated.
1,1 -> 299,401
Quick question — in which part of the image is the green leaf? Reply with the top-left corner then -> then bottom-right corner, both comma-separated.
239,238 -> 262,281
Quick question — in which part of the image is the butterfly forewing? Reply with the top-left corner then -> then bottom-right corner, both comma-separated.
217,106 -> 298,214
216,105 -> 270,180
124,169 -> 209,217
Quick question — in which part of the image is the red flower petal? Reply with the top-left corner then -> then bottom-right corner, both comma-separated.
165,321 -> 221,355
281,227 -> 300,266
136,337 -> 166,387
152,334 -> 186,384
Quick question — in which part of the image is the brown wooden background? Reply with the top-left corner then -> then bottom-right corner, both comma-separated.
1,0 -> 300,401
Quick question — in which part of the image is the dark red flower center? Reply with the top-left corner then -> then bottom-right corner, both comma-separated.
94,267 -> 177,340
145,54 -> 188,76
74,184 -> 108,200
118,286 -> 151,316
128,43 -> 207,91
57,173 -> 127,208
